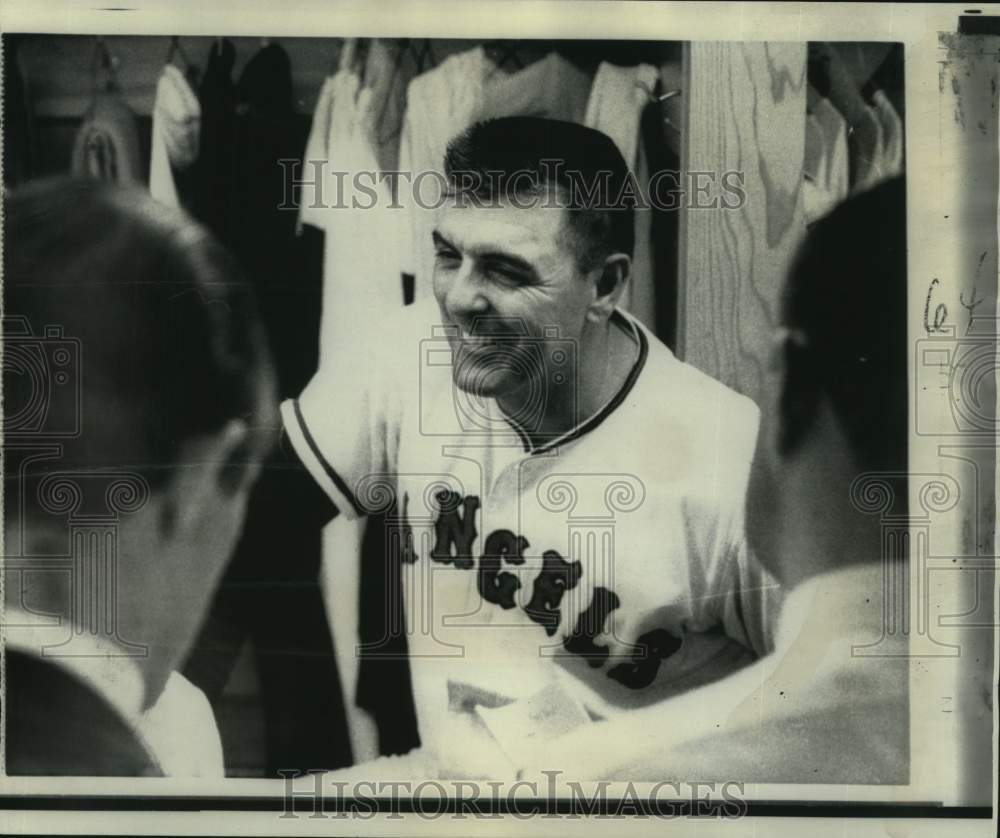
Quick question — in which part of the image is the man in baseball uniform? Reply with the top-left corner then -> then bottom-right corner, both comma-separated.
281,117 -> 780,777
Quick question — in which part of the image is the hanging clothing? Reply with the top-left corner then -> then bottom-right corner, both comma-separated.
803,114 -> 834,225
583,62 -> 660,329
363,38 -> 412,176
71,90 -> 142,184
149,64 -> 201,207
193,38 -> 238,242
813,95 -> 850,207
872,89 -> 904,181
479,51 -> 591,123
184,40 -> 348,777
398,47 -> 498,300
227,41 -> 315,393
297,74 -> 336,234
583,62 -> 658,171
627,137 -> 656,330
850,104 -> 884,194
299,66 -> 406,363
641,98 -> 682,349
298,55 -> 417,760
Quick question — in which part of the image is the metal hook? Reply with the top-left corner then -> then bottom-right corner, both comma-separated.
635,78 -> 682,105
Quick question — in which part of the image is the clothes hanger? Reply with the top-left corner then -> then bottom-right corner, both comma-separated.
166,36 -> 200,87
809,42 -> 872,131
484,40 -> 526,72
337,37 -> 358,74
166,36 -> 192,71
635,77 -> 682,131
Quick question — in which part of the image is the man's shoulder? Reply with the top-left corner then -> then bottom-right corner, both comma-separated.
3,649 -> 162,777
636,323 -> 760,450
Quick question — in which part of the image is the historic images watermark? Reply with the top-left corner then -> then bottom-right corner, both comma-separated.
278,771 -> 748,819
278,160 -> 749,212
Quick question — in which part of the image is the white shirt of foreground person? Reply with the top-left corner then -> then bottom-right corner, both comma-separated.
4,606 -> 225,778
518,559 -> 907,783
281,296 -> 781,779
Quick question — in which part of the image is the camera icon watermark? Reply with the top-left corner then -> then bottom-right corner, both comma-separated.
2,315 -> 82,439
915,315 -> 998,438
419,318 -> 578,442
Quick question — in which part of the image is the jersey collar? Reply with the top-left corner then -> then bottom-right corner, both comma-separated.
512,308 -> 649,456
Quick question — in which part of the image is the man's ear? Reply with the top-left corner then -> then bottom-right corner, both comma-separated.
586,253 -> 631,323
158,419 -> 254,538
776,328 -> 820,456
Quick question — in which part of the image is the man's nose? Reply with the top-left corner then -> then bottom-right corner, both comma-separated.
446,261 -> 490,317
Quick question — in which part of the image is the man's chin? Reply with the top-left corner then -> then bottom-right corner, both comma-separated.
451,344 -> 517,395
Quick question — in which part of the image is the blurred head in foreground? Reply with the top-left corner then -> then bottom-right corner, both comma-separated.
746,177 -> 908,586
3,177 -> 277,705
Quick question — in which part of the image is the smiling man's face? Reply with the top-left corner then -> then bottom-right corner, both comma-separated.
431,196 -> 592,407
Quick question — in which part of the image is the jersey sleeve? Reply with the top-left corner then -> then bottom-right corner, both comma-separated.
716,529 -> 782,656
280,325 -> 406,520
703,392 -> 783,657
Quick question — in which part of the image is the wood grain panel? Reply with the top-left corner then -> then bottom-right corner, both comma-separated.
678,42 -> 807,405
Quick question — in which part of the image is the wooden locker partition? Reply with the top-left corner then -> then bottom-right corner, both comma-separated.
677,42 -> 807,406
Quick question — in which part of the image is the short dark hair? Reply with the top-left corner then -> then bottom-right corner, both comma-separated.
781,176 -> 907,472
3,177 -> 276,489
443,117 -> 635,271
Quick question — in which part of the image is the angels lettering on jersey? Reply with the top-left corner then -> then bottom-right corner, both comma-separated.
355,467 -> 737,710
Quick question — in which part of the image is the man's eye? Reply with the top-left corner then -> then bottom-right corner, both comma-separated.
487,268 -> 526,287
435,249 -> 460,264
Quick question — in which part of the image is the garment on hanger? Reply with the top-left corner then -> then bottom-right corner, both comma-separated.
228,41 -> 308,391
583,62 -> 660,330
641,97 -> 681,348
627,136 -> 656,330
328,76 -> 408,354
185,41 -> 350,777
398,46 -> 498,299
813,95 -> 850,206
583,62 -> 658,171
297,43 -> 421,763
71,90 -> 142,184
803,114 -> 833,225
297,74 -> 336,234
811,42 -> 886,196
479,51 -> 591,123
850,103 -> 885,194
363,38 -> 412,176
193,38 -> 238,242
149,64 -> 201,207
872,89 -> 904,180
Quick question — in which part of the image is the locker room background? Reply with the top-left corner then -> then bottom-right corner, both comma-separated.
3,34 -> 905,777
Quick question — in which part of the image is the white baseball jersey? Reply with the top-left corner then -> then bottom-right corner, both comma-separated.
281,297 -> 780,772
